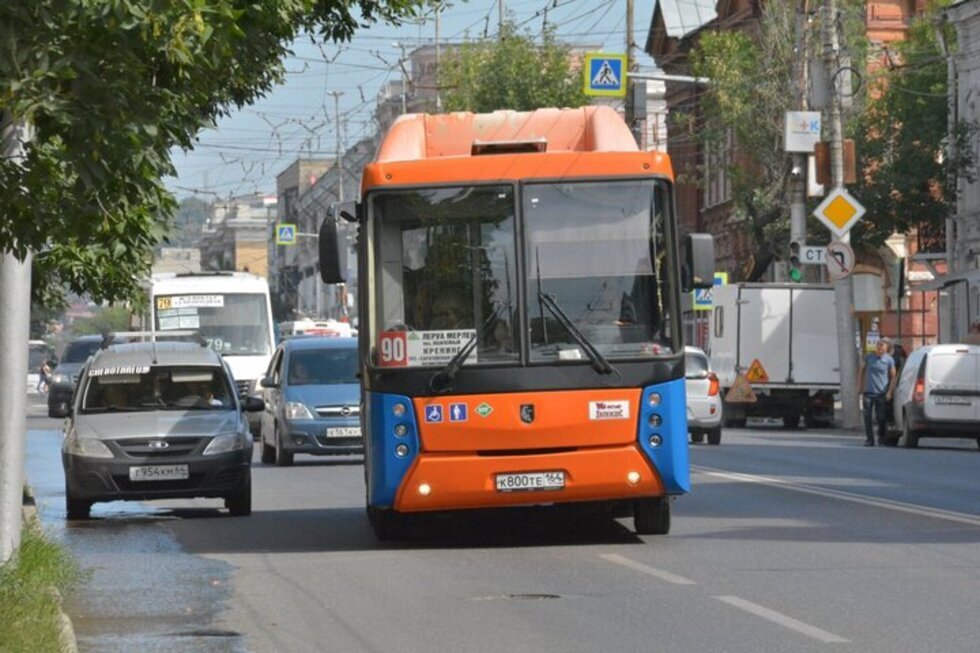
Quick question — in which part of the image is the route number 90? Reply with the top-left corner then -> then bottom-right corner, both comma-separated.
379,332 -> 408,367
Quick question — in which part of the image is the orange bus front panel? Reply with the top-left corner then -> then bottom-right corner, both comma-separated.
411,389 -> 643,453
393,445 -> 664,512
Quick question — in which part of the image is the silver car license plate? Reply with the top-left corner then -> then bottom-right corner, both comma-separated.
325,427 -> 361,438
495,471 -> 565,493
128,465 -> 189,482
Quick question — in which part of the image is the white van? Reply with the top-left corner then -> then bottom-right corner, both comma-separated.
891,344 -> 980,449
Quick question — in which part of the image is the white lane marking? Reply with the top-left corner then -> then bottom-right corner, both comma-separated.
598,553 -> 697,585
695,466 -> 980,528
714,595 -> 849,644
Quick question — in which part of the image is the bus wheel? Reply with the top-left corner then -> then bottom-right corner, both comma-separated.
368,506 -> 405,541
633,497 -> 670,535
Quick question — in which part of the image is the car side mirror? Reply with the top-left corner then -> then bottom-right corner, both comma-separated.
48,402 -> 71,419
242,396 -> 265,413
682,233 -> 715,292
259,375 -> 278,389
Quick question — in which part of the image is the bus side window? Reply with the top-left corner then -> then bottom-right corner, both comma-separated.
713,307 -> 723,338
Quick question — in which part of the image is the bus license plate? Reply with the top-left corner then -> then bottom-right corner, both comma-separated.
495,471 -> 565,493
935,395 -> 971,405
325,427 -> 361,438
129,465 -> 189,482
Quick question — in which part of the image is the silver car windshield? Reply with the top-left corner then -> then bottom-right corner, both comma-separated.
80,366 -> 234,413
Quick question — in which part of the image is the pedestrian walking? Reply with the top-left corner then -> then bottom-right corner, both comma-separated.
37,359 -> 53,393
857,337 -> 897,446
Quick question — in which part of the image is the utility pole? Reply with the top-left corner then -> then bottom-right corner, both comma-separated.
435,2 -> 442,112
935,15 -> 959,339
499,0 -> 505,38
625,0 -> 641,146
789,0 -> 810,254
394,42 -> 409,115
823,0 -> 861,429
0,112 -> 34,563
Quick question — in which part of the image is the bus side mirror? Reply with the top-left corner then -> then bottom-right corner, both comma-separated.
319,217 -> 349,284
682,233 -> 715,292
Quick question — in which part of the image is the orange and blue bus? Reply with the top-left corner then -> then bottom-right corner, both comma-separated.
319,107 -> 714,539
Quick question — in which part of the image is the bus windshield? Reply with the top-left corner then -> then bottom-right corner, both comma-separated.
371,185 -> 518,368
154,293 -> 273,356
525,180 -> 673,361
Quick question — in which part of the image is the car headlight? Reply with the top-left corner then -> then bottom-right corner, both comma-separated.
284,402 -> 314,420
66,436 -> 113,459
51,373 -> 70,386
203,433 -> 246,456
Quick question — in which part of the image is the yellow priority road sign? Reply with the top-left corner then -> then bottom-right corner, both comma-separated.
812,187 -> 866,238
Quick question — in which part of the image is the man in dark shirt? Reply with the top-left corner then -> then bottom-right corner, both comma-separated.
857,338 -> 897,446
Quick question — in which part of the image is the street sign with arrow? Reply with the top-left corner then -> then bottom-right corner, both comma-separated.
825,242 -> 854,280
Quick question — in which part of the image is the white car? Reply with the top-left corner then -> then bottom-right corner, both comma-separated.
891,344 -> 980,449
685,346 -> 723,445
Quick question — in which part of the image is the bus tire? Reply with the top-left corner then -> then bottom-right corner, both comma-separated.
633,497 -> 670,535
368,506 -> 405,541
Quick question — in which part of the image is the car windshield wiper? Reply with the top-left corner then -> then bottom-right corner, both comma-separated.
429,303 -> 507,393
537,292 -> 614,375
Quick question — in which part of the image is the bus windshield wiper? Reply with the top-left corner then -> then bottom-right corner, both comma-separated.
429,304 -> 506,393
537,292 -> 614,375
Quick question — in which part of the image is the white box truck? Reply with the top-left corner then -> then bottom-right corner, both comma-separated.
708,283 -> 839,428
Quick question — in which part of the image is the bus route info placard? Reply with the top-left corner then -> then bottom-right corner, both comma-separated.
378,330 -> 478,368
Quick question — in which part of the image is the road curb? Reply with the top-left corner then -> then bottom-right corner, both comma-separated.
22,486 -> 78,653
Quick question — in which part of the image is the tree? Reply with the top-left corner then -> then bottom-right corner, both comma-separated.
849,5 -> 976,250
0,0 -> 426,308
70,306 -> 132,336
687,1 -> 865,280
440,21 -> 589,113
165,197 -> 210,250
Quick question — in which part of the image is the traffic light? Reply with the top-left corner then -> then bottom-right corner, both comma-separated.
788,240 -> 803,282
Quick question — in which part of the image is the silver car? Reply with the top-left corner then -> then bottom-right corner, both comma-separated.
56,340 -> 264,519
685,346 -> 723,445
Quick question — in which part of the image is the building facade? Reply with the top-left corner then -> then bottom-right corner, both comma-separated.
199,192 -> 277,277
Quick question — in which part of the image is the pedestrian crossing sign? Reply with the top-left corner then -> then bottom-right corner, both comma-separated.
584,53 -> 627,97
276,223 -> 297,245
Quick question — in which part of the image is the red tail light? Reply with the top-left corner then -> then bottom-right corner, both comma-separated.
707,372 -> 720,397
913,377 -> 925,403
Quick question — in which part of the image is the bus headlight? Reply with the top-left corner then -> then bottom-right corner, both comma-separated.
648,393 -> 662,407
648,414 -> 662,427
395,443 -> 410,458
285,402 -> 314,420
392,403 -> 407,417
394,424 -> 408,437
648,434 -> 663,447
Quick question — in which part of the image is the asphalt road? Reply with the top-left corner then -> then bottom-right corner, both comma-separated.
24,398 -> 980,653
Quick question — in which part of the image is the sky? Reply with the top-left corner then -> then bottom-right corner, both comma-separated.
165,0 -> 672,201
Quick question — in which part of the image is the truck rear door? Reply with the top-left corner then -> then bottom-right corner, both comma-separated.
737,286 -> 790,383
789,287 -> 839,385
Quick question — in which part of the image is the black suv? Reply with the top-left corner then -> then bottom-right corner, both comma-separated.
48,335 -> 104,418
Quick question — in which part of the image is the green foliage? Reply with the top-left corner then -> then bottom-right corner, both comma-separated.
687,1 -> 866,279
849,2 -> 976,249
70,305 -> 133,335
0,519 -> 85,653
0,0 -> 425,308
165,196 -> 210,249
440,21 -> 589,113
